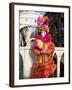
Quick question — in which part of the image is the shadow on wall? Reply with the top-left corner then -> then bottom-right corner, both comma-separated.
53,53 -> 64,77
19,53 -> 24,79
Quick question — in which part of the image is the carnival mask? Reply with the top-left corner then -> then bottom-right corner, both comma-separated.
41,31 -> 46,38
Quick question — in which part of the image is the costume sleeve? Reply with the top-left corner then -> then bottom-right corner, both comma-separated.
32,39 -> 43,54
47,41 -> 55,55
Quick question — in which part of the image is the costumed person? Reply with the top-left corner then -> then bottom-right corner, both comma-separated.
31,16 -> 56,78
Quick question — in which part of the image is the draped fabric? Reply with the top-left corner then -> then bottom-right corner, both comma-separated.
31,33 -> 56,78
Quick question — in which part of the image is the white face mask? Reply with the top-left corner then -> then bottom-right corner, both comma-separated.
41,31 -> 46,38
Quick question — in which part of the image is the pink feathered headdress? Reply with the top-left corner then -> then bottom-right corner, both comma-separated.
35,16 -> 49,32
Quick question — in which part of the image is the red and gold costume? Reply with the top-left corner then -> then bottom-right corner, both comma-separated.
31,16 -> 56,78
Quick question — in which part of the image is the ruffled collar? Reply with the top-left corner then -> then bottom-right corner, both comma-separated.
37,33 -> 52,43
